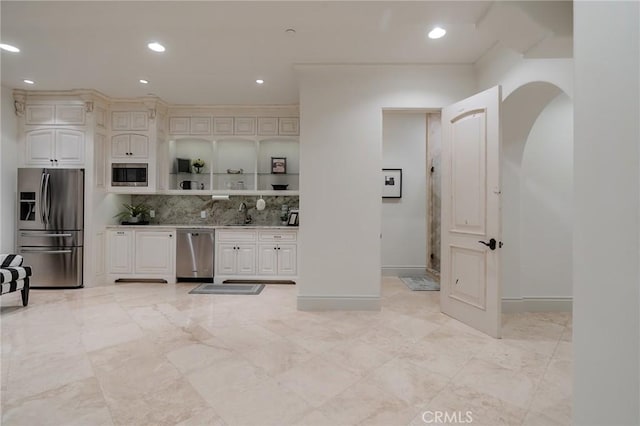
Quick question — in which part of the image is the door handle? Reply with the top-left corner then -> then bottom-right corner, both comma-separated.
478,238 -> 498,250
39,172 -> 46,224
43,173 -> 51,225
20,249 -> 73,254
20,232 -> 72,238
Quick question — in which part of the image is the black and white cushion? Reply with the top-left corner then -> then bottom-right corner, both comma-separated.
0,254 -> 31,305
0,254 -> 23,268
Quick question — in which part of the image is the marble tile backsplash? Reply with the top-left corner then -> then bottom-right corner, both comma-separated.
131,195 -> 299,226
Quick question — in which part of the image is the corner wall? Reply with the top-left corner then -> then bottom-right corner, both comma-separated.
297,65 -> 475,310
1,86 -> 18,252
520,93 -> 573,299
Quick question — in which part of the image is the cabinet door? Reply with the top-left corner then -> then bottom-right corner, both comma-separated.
190,117 -> 212,134
258,244 -> 278,275
129,134 -> 149,158
277,244 -> 297,276
25,129 -> 55,165
112,112 -> 130,131
25,105 -> 55,125
236,244 -> 256,275
55,129 -> 84,165
130,112 -> 149,131
169,117 -> 189,134
108,230 -> 133,274
134,231 -> 175,275
55,105 -> 85,125
234,117 -> 256,135
257,117 -> 278,136
279,117 -> 299,136
111,134 -> 130,158
217,244 -> 238,275
213,117 -> 234,135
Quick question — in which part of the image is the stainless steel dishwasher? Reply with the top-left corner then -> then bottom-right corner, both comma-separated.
176,229 -> 214,282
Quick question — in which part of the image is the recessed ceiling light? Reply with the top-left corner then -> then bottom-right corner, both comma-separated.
285,28 -> 296,35
256,79 -> 264,85
139,79 -> 149,84
428,27 -> 446,39
23,79 -> 34,85
0,43 -> 20,53
147,42 -> 165,52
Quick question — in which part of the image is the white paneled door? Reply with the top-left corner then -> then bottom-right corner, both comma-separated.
440,86 -> 502,338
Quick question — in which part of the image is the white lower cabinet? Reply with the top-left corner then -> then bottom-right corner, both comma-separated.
107,228 -> 175,283
217,243 -> 256,275
257,243 -> 297,276
215,228 -> 297,282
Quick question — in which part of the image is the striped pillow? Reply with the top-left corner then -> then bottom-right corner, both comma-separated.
0,254 -> 23,268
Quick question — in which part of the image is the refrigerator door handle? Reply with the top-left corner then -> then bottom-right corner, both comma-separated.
19,232 -> 73,238
39,172 -> 47,224
20,249 -> 73,254
43,173 -> 51,225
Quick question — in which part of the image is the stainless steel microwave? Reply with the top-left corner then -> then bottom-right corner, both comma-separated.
111,163 -> 148,187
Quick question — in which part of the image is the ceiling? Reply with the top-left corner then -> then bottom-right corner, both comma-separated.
0,1 -> 572,105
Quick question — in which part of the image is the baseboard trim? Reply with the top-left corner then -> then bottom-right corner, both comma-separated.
297,295 -> 380,311
382,266 -> 428,277
502,297 -> 573,313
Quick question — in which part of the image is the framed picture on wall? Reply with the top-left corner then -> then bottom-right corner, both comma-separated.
271,157 -> 287,174
382,168 -> 402,198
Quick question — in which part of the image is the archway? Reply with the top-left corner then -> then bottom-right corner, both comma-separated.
502,81 -> 573,311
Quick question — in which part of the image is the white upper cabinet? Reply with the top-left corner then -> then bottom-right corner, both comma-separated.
213,117 -> 234,135
24,128 -> 84,167
234,117 -> 256,135
278,117 -> 299,136
257,117 -> 278,136
169,116 -> 212,135
111,134 -> 148,159
112,111 -> 149,131
25,104 -> 85,125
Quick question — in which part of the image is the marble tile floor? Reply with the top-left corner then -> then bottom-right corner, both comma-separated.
0,277 -> 572,426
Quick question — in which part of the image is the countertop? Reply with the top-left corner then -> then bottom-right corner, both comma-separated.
105,224 -> 297,230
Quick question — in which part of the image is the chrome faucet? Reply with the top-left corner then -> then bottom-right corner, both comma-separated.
238,202 -> 252,224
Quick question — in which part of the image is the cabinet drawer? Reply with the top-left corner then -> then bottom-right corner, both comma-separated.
216,229 -> 257,242
258,230 -> 297,242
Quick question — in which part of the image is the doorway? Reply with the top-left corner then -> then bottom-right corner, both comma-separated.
381,111 -> 441,279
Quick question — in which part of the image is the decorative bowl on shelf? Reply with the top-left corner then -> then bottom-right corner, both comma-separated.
227,168 -> 243,174
272,184 -> 289,190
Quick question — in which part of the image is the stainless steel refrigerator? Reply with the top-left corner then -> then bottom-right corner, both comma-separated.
17,168 -> 84,288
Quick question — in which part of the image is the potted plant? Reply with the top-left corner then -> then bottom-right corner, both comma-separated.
114,203 -> 151,224
192,158 -> 205,174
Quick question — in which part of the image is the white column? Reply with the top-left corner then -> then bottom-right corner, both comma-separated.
574,1 -> 640,424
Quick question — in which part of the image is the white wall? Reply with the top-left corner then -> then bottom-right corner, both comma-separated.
573,1 -> 639,424
520,93 -> 573,298
475,45 -> 573,100
296,65 -> 475,309
475,41 -> 574,308
381,112 -> 427,276
1,86 -> 18,253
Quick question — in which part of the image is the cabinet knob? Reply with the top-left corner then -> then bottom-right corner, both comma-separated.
273,247 -> 277,250
54,159 -> 58,162
50,159 -> 54,162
